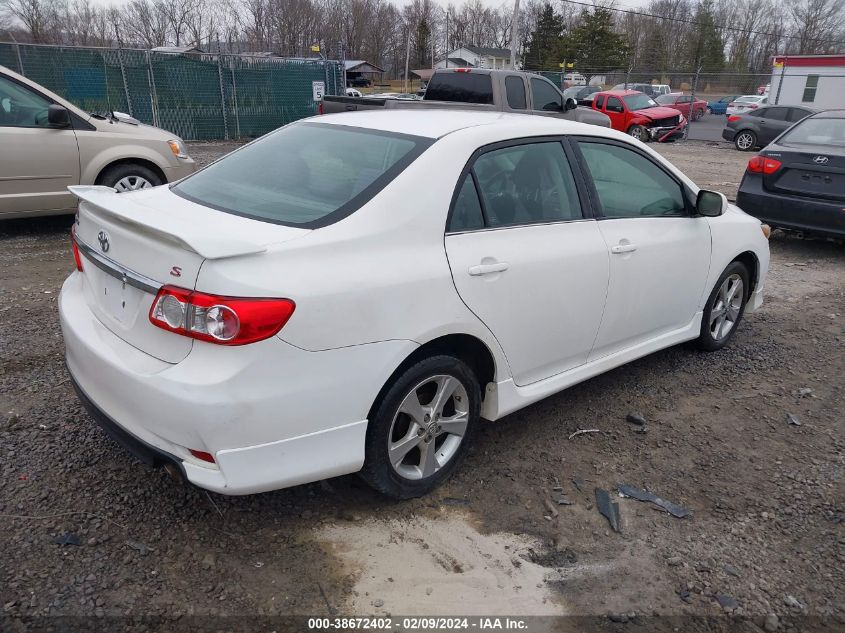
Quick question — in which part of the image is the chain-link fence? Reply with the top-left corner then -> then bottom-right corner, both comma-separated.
0,42 -> 344,140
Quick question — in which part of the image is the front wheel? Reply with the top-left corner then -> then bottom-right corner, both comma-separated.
693,108 -> 704,121
734,130 -> 756,151
360,355 -> 481,499
696,262 -> 750,351
628,124 -> 649,142
98,163 -> 162,192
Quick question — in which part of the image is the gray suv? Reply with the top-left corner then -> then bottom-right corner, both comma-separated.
722,105 -> 817,151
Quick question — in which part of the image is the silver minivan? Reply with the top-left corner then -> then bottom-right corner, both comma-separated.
0,65 -> 196,220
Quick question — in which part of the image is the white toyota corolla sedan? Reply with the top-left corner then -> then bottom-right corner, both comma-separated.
60,110 -> 770,499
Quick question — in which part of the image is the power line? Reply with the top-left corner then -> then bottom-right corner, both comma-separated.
558,0 -> 845,48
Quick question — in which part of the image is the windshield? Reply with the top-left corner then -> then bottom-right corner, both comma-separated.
655,94 -> 675,105
779,118 -> 845,147
622,93 -> 658,110
173,123 -> 432,227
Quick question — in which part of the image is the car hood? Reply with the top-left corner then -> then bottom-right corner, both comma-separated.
635,106 -> 685,121
85,115 -> 178,141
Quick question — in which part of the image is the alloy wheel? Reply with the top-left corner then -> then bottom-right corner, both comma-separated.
709,273 -> 744,341
387,374 -> 468,480
113,175 -> 153,192
736,133 -> 754,150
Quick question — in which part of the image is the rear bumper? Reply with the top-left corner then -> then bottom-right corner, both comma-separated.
721,128 -> 736,142
737,175 -> 845,238
59,272 -> 417,494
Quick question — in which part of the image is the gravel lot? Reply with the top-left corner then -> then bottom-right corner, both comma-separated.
1,140 -> 843,630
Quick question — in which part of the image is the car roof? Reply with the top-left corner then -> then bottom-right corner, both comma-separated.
309,109 -> 599,140
807,109 -> 845,118
600,89 -> 639,96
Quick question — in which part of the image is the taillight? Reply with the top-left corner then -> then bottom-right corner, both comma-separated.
747,155 -> 782,175
454,68 -> 471,73
71,225 -> 83,272
748,104 -> 759,109
149,285 -> 295,345
727,115 -> 741,122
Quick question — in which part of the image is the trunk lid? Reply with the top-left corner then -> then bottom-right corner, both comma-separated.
763,145 -> 845,202
71,185 -> 309,363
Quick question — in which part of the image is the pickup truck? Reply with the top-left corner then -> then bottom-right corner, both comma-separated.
591,89 -> 687,142
321,68 -> 611,127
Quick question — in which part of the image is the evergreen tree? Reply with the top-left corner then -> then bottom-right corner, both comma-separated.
564,8 -> 630,76
522,4 -> 566,71
688,0 -> 725,72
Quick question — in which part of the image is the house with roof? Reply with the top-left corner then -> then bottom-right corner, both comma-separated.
769,54 -> 845,109
434,45 -> 518,71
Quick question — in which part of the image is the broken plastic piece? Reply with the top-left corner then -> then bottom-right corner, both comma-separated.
617,483 -> 692,518
595,488 -> 621,532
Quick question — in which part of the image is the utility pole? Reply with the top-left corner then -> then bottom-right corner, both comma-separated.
445,8 -> 449,68
404,27 -> 412,93
509,0 -> 520,69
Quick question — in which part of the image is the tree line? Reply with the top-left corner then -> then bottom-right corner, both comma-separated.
1,0 -> 842,76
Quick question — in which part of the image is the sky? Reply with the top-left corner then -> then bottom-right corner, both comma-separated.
89,0 -> 651,9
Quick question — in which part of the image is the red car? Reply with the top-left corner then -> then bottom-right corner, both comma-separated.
591,90 -> 687,142
655,92 -> 708,120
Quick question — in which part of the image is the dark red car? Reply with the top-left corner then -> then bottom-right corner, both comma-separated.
591,90 -> 687,142
655,92 -> 708,120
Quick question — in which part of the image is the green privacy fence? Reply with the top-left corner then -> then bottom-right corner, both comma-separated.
0,42 -> 344,140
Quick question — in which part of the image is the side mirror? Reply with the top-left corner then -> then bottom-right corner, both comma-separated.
696,189 -> 727,217
48,104 -> 70,127
564,97 -> 577,111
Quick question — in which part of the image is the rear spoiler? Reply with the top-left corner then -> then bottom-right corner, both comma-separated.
69,186 -> 270,260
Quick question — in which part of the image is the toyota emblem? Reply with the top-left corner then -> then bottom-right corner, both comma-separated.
97,230 -> 110,253
813,156 -> 829,165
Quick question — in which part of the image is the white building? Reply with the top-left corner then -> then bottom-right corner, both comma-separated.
769,54 -> 845,109
435,46 -> 517,71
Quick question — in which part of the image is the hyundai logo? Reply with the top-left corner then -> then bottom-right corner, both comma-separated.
814,156 -> 829,165
97,230 -> 110,253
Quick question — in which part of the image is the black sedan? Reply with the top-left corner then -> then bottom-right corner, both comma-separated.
736,110 -> 845,239
722,105 -> 816,151
563,85 -> 601,106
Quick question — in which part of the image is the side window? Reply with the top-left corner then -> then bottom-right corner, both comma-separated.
787,108 -> 811,123
802,75 -> 818,102
606,97 -> 623,113
578,142 -> 686,218
530,78 -> 562,111
472,142 -> 582,227
763,107 -> 789,120
505,76 -> 526,110
595,94 -> 606,109
0,76 -> 53,128
448,174 -> 485,232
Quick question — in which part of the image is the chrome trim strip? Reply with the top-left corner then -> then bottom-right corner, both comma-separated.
74,236 -> 162,294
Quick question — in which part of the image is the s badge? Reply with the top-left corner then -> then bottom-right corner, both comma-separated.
169,266 -> 182,277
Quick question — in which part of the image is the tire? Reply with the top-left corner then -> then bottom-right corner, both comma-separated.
97,163 -> 162,192
693,108 -> 704,121
627,124 -> 649,142
360,354 -> 481,499
696,261 -> 750,352
734,130 -> 756,151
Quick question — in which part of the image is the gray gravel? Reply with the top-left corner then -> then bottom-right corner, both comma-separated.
1,140 -> 843,625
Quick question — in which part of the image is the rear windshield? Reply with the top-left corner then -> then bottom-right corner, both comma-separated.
173,123 -> 432,227
779,118 -> 845,147
425,72 -> 494,104
655,94 -> 675,104
735,96 -> 758,103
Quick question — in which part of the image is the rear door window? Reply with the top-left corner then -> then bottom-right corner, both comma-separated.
606,97 -> 623,113
173,122 -> 432,228
425,72 -> 494,104
786,108 -> 812,123
763,107 -> 789,120
505,76 -> 527,110
471,142 -> 582,227
448,175 -> 485,232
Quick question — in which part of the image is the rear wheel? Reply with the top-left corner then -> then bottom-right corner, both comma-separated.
98,163 -> 162,192
696,261 -> 750,351
360,355 -> 481,499
734,130 -> 756,151
628,124 -> 648,142
693,108 -> 704,121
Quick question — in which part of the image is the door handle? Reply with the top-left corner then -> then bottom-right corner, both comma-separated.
468,262 -> 509,276
611,242 -> 637,254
